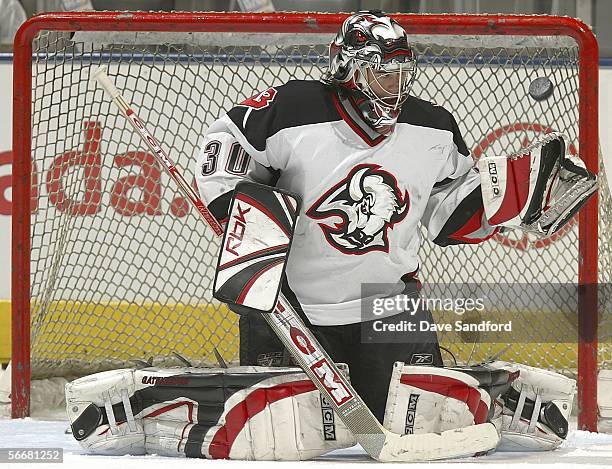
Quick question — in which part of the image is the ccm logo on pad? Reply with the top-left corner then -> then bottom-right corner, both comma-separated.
487,162 -> 500,197
404,393 -> 419,434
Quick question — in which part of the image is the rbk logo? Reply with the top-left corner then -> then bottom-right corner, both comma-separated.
307,164 -> 409,254
224,203 -> 250,256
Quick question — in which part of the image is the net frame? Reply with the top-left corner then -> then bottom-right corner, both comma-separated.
11,11 -> 599,430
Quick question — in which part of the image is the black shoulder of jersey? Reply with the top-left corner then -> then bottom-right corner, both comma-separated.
273,80 -> 340,124
398,96 -> 469,156
227,80 -> 341,152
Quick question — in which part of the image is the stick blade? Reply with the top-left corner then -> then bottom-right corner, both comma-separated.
378,423 -> 499,462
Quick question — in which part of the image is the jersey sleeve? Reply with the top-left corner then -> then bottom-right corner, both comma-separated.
212,86 -> 290,171
195,130 -> 278,224
195,86 -> 289,224
421,114 -> 498,246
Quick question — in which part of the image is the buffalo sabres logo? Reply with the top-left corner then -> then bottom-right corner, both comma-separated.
307,164 -> 409,254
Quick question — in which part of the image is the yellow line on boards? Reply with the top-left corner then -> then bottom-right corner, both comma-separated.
0,300 -> 607,373
0,300 -> 9,363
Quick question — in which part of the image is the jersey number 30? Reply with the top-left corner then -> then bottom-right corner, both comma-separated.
202,141 -> 251,176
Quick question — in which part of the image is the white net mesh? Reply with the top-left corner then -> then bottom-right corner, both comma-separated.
25,28 -> 610,379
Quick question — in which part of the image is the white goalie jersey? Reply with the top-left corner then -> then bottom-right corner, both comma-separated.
195,80 -> 496,325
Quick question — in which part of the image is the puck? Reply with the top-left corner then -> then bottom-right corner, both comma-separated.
529,77 -> 554,101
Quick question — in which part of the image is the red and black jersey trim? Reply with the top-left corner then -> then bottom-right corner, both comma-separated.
226,80 -> 470,158
433,185 -> 494,246
226,80 -> 342,152
332,90 -> 387,147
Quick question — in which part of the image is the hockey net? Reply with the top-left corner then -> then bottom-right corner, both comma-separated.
11,12 -> 609,427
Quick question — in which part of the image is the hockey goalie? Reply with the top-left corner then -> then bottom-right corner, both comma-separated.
68,9 -> 596,461
65,156 -> 584,459
65,137 -> 590,460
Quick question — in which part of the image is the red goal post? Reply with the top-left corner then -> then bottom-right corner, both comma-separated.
11,12 -> 601,431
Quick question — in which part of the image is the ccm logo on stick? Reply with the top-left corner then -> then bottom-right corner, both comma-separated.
224,203 -> 250,256
310,359 -> 353,406
290,326 -> 315,355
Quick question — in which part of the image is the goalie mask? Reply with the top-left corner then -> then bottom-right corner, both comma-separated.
323,11 -> 417,134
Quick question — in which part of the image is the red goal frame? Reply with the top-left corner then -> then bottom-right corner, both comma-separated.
11,11 -> 599,431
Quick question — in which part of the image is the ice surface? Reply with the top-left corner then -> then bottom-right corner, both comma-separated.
0,418 -> 610,468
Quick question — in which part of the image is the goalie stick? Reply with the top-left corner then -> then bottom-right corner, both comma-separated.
90,65 -> 499,462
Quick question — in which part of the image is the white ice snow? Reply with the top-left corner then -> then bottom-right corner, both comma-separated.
0,418 -> 611,468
